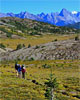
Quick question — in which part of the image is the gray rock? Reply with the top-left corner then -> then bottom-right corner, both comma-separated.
0,39 -> 80,61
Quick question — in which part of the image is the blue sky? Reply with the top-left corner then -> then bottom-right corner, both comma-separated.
0,0 -> 80,14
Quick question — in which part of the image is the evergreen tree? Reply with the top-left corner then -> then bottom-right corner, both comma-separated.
75,35 -> 79,41
16,44 -> 22,50
45,72 -> 59,100
23,44 -> 25,47
28,44 -> 31,48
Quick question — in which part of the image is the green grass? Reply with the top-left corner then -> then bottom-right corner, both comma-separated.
0,34 -> 78,49
0,60 -> 80,100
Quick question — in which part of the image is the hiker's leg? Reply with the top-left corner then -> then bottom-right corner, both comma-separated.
15,70 -> 18,77
20,72 -> 21,78
23,73 -> 25,79
17,71 -> 18,77
18,72 -> 20,78
22,73 -> 25,79
22,72 -> 24,78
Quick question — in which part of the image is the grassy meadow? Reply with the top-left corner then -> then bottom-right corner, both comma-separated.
0,60 -> 80,100
0,34 -> 78,49
0,34 -> 80,100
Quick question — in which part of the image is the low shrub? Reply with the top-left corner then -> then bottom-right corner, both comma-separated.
22,44 -> 25,47
6,32 -> 12,38
42,64 -> 51,68
35,45 -> 40,49
54,39 -> 58,41
75,36 -> 79,41
16,44 -> 25,50
29,57 -> 34,61
28,44 -> 31,48
16,44 -> 23,50
0,43 -> 6,49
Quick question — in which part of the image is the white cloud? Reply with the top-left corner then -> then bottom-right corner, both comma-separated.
72,11 -> 78,14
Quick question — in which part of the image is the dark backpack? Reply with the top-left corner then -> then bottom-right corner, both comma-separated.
15,64 -> 18,70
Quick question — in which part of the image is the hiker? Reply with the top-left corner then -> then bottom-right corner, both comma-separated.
21,65 -> 26,79
18,64 -> 22,78
15,63 -> 19,77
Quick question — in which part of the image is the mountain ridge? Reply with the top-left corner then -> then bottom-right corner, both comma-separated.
0,17 -> 79,39
67,22 -> 80,29
0,8 -> 80,26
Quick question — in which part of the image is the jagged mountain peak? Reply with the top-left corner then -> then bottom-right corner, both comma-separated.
40,12 -> 45,15
0,8 -> 80,26
61,8 -> 68,12
59,8 -> 71,16
18,11 -> 31,15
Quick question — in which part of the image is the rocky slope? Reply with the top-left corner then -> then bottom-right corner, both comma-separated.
0,39 -> 80,61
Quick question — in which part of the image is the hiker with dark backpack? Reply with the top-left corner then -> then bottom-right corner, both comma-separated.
15,63 -> 19,77
21,65 -> 26,79
18,64 -> 22,78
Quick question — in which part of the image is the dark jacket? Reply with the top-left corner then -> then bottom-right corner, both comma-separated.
15,64 -> 19,70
